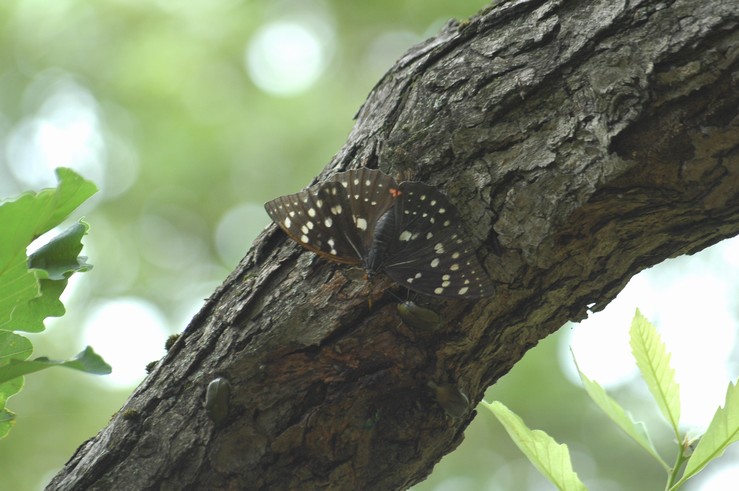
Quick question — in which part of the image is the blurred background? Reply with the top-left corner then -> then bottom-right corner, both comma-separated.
0,1 -> 737,490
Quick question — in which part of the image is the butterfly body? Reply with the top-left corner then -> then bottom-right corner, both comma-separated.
264,168 -> 493,299
364,207 -> 399,274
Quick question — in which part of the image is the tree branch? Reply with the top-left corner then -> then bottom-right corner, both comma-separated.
48,0 -> 738,489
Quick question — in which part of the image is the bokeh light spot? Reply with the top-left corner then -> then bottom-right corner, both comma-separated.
6,76 -> 105,189
245,20 -> 329,96
82,298 -> 169,389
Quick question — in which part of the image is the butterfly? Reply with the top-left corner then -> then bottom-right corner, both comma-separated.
264,168 -> 493,298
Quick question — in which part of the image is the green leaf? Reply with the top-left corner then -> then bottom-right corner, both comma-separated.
0,169 -> 102,439
674,381 -> 739,487
0,376 -> 23,439
0,330 -> 26,438
28,221 -> 92,280
482,400 -> 588,491
573,352 -> 669,470
0,169 -> 97,332
630,309 -> 681,435
0,255 -> 40,331
0,330 -> 34,366
0,168 -> 96,261
5,221 -> 94,332
0,407 -> 16,439
0,346 -> 111,385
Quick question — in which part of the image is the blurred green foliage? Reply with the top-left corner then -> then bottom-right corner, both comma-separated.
0,1 -> 735,490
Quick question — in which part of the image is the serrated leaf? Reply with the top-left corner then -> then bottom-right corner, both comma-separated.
0,366 -> 25,401
674,381 -> 739,487
0,169 -> 99,439
6,221 -> 94,331
4,278 -> 68,333
573,353 -> 669,470
28,221 -> 92,280
0,369 -> 24,439
0,168 -> 96,261
482,401 -> 588,491
0,346 -> 111,385
630,309 -> 681,435
0,169 -> 96,332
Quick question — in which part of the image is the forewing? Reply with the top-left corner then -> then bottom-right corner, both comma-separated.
264,181 -> 365,264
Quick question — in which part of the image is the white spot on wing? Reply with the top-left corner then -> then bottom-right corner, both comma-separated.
356,217 -> 368,230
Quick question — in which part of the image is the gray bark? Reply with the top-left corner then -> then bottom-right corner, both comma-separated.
48,0 -> 739,489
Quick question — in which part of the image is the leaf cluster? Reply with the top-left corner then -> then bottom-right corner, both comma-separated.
0,169 -> 111,439
484,310 -> 739,490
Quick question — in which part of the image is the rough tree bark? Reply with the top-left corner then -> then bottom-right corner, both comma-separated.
49,0 -> 738,489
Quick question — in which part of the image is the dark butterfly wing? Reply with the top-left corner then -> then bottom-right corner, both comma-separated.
264,181 -> 365,264
328,168 -> 399,253
265,168 -> 494,299
382,181 -> 494,298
